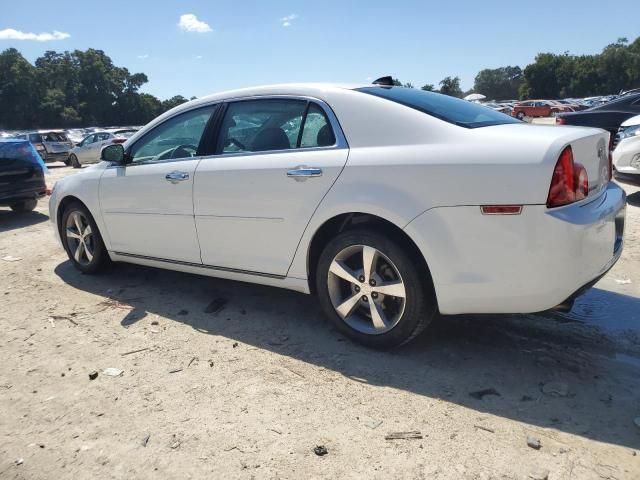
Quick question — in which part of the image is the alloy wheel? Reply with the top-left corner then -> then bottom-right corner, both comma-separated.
65,211 -> 95,266
327,244 -> 406,335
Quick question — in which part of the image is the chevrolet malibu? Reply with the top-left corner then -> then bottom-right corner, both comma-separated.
49,83 -> 626,348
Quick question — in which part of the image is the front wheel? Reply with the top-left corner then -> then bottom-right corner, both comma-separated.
61,202 -> 111,273
516,111 -> 526,120
69,154 -> 81,169
316,229 -> 436,349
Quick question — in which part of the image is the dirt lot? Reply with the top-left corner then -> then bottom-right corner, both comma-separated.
1,164 -> 640,479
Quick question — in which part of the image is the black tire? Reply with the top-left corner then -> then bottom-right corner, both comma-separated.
69,154 -> 81,169
61,201 -> 111,274
516,111 -> 526,120
10,198 -> 37,212
315,229 -> 436,349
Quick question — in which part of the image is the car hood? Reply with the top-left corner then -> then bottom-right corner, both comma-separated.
621,114 -> 640,127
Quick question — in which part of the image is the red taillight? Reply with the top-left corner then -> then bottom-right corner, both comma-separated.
555,117 -> 566,125
112,138 -> 126,144
546,146 -> 589,208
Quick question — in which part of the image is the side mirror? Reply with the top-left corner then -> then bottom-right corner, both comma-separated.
101,144 -> 125,164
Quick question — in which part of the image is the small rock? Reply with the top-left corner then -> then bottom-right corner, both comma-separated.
542,381 -> 569,397
2,255 -> 22,262
527,436 -> 542,450
232,342 -> 239,348
141,434 -> 150,447
88,371 -> 99,380
103,368 -> 123,377
151,320 -> 159,326
204,298 -> 228,314
313,445 -> 328,456
469,388 -> 501,400
208,360 -> 214,367
528,468 -> 550,480
16,458 -> 24,465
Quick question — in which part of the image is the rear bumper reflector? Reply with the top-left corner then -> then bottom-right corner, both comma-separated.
480,205 -> 523,215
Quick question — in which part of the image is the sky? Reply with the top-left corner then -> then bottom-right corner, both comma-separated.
1,0 -> 639,100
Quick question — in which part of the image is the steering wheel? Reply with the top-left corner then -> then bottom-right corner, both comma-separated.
171,144 -> 198,159
225,138 -> 246,151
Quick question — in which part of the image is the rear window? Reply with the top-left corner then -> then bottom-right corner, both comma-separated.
356,87 -> 521,128
42,132 -> 70,142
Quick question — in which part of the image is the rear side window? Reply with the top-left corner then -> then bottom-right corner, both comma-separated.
356,87 -> 521,128
217,99 -> 307,154
300,103 -> 335,148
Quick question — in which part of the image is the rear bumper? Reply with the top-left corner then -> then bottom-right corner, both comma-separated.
0,187 -> 46,206
43,151 -> 70,163
404,182 -> 626,315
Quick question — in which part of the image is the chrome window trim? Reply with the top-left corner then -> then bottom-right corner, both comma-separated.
107,94 -> 348,169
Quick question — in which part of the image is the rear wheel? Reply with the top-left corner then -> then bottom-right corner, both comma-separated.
516,111 -> 526,120
316,229 -> 436,349
61,202 -> 111,273
69,154 -> 81,169
10,199 -> 37,212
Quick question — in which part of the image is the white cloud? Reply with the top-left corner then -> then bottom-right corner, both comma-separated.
178,14 -> 212,33
195,55 -> 203,59
0,28 -> 70,41
137,54 -> 149,59
280,14 -> 298,27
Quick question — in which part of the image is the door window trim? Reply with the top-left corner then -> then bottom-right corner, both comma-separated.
205,95 -> 348,159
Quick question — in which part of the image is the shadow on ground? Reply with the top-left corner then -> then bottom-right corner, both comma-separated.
627,191 -> 640,207
0,209 -> 49,233
55,260 -> 640,450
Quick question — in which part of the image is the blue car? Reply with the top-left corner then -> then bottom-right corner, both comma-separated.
0,139 -> 47,212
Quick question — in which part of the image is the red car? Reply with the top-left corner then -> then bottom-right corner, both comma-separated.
512,100 -> 574,120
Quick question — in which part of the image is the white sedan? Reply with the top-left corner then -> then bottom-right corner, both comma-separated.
67,129 -> 138,168
49,82 -> 626,348
613,114 -> 640,176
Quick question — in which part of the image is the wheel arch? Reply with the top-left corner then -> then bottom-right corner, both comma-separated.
306,212 -> 436,299
56,195 -> 89,239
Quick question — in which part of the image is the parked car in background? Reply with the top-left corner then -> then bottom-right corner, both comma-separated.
0,139 -> 47,212
68,129 -> 138,168
65,129 -> 89,146
612,114 -> 640,177
556,93 -> 640,140
49,83 -> 625,348
13,131 -> 73,163
512,100 -> 573,119
483,102 -> 512,115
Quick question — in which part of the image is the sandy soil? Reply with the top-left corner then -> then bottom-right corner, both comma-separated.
1,164 -> 639,479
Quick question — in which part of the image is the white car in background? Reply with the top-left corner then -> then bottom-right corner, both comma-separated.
49,81 -> 625,348
613,114 -> 640,176
68,129 -> 138,168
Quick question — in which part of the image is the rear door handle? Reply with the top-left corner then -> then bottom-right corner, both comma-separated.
165,171 -> 189,183
286,166 -> 323,181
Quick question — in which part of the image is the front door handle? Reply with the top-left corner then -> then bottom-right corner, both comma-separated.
286,166 -> 323,181
165,171 -> 189,183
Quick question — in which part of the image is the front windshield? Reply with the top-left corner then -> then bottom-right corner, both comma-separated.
356,87 -> 521,128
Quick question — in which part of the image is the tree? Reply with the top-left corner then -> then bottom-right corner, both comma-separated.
438,76 -> 463,97
161,95 -> 189,112
0,48 -> 41,129
473,66 -> 523,100
420,84 -> 435,91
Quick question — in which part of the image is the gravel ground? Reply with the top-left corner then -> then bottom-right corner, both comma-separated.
1,164 -> 639,479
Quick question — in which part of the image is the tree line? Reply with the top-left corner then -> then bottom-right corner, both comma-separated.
396,36 -> 640,101
0,48 -> 190,130
1,36 -> 639,129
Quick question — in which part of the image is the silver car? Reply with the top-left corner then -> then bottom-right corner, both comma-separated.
68,129 -> 138,168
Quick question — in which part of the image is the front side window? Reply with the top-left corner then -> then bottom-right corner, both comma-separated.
82,134 -> 96,146
217,99 -> 307,154
129,106 -> 215,163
